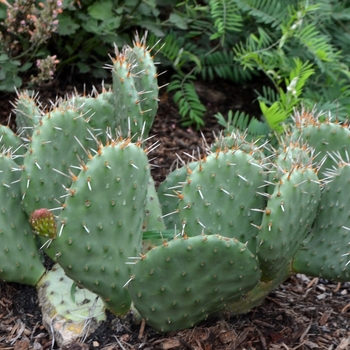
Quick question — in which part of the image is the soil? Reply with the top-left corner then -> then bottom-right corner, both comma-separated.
0,72 -> 350,350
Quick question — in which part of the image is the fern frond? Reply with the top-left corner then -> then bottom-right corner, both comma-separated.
255,85 -> 280,106
293,23 -> 339,72
285,58 -> 315,99
304,80 -> 350,121
147,32 -> 186,64
168,74 -> 207,128
199,51 -> 253,81
233,26 -> 276,70
186,19 -> 216,38
235,0 -> 288,28
259,58 -> 315,132
209,0 -> 243,44
215,110 -> 270,141
259,99 -> 287,132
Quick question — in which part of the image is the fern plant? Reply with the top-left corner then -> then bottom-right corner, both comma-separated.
150,0 -> 350,130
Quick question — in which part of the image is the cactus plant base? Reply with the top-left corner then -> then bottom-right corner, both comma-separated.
36,264 -> 106,347
225,265 -> 292,315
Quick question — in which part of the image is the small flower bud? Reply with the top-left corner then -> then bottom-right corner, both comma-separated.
30,208 -> 57,238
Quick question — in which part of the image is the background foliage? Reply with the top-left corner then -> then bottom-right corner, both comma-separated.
1,0 -> 350,132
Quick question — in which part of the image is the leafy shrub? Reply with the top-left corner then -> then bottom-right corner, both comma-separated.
0,0 -> 62,90
149,0 -> 350,129
0,0 -> 170,90
2,0 -> 350,135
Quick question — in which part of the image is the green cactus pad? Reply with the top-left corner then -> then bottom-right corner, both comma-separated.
129,234 -> 260,332
290,111 -> 350,178
158,160 -> 198,230
13,90 -> 42,139
178,149 -> 267,253
142,177 -> 165,232
257,166 -> 321,281
211,131 -> 266,161
226,265 -> 291,315
50,140 -> 150,314
63,93 -> 116,143
268,142 -> 313,194
127,33 -> 159,139
0,124 -> 26,164
20,107 -> 97,215
293,162 -> 350,281
0,153 -> 45,285
112,49 -> 144,140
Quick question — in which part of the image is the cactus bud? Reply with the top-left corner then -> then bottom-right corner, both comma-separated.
30,208 -> 56,238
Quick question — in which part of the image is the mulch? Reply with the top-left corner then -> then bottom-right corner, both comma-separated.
0,74 -> 349,349
1,275 -> 349,349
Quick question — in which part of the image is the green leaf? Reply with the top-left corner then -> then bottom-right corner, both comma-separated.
140,22 -> 165,37
259,100 -> 285,133
19,62 -> 33,72
82,18 -> 99,34
0,73 -> 22,92
0,53 -> 9,63
99,17 -> 122,32
58,14 -> 80,35
88,1 -> 114,20
76,62 -> 90,74
168,13 -> 188,30
0,7 -> 6,21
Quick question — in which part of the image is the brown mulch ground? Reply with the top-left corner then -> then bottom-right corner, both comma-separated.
0,73 -> 349,349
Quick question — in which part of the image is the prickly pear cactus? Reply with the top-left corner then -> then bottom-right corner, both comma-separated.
0,124 -> 26,163
111,39 -> 158,140
268,141 -> 313,192
30,208 -> 57,239
129,234 -> 261,332
49,140 -> 150,314
257,165 -> 321,281
178,149 -> 267,254
158,160 -> 198,230
0,153 -> 45,285
293,160 -> 350,281
142,177 -> 166,232
290,109 -> 350,178
126,33 -> 159,139
62,92 -> 116,144
20,107 -> 97,215
13,90 -> 42,139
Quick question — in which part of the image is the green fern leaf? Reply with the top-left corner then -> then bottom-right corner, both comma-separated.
235,0 -> 287,27
209,0 -> 243,44
168,74 -> 206,128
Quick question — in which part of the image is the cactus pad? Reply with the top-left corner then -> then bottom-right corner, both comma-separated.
129,234 -> 260,332
0,153 -> 45,285
178,149 -> 267,253
50,140 -> 150,314
293,161 -> 350,281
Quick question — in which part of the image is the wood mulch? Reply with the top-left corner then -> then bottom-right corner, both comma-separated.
0,74 -> 349,349
1,274 -> 349,349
